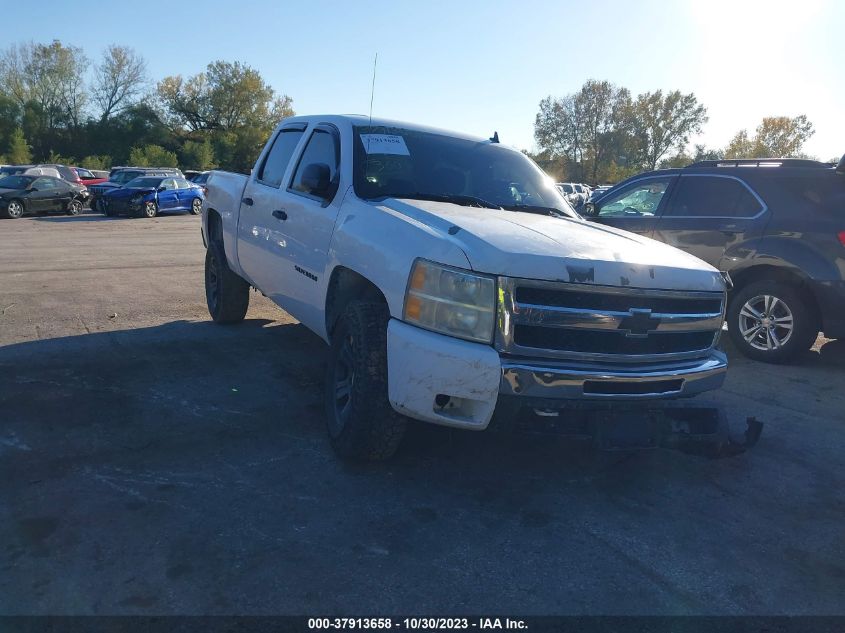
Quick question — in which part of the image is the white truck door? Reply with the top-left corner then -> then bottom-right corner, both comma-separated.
237,123 -> 308,307
262,124 -> 344,333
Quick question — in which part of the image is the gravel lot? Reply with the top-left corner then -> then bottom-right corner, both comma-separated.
1,214 -> 844,615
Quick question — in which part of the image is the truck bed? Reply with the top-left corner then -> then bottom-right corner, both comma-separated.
205,170 -> 249,217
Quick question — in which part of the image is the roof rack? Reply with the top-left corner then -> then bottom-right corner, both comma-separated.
687,158 -> 830,169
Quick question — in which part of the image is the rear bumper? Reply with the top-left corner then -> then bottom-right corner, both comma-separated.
811,280 -> 845,339
386,320 -> 727,431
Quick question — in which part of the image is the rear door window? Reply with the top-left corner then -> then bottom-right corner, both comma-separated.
33,177 -> 59,190
257,127 -> 306,187
664,176 -> 764,218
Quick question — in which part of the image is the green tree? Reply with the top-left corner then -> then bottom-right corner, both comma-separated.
7,128 -> 31,163
0,40 -> 88,131
658,151 -> 693,169
576,80 -> 631,182
535,80 -> 631,182
0,94 -> 20,151
535,94 -> 585,180
726,115 -> 815,158
91,45 -> 148,121
631,90 -> 708,170
691,144 -> 724,162
46,149 -> 75,165
156,60 -> 292,133
129,144 -> 178,167
156,60 -> 293,172
80,155 -> 112,170
181,138 -> 216,170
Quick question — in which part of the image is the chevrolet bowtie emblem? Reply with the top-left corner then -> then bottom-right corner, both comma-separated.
618,308 -> 661,338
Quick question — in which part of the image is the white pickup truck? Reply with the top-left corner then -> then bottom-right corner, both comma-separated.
202,115 -> 729,460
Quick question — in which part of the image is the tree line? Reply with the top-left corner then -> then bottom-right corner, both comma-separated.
533,79 -> 823,184
0,42 -> 828,182
0,40 -> 293,173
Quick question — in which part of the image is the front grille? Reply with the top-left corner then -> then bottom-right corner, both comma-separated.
515,287 -> 723,315
498,277 -> 724,362
513,325 -> 715,355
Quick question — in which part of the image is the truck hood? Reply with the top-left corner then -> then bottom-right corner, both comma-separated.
381,198 -> 725,292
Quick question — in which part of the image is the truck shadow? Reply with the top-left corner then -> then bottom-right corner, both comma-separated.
32,214 -> 116,222
1,317 -> 842,488
4,317 -> 845,616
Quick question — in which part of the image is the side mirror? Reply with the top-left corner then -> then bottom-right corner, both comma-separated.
301,163 -> 332,197
583,202 -> 597,217
157,186 -> 166,192
28,187 -> 38,192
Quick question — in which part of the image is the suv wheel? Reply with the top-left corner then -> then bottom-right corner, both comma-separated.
325,301 -> 407,460
727,281 -> 818,363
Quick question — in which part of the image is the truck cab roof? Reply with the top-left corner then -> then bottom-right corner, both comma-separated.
276,114 -> 507,148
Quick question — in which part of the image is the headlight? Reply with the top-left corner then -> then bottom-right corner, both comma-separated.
403,259 -> 496,343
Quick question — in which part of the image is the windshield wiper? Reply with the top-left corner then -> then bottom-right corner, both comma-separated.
501,204 -> 574,218
378,192 -> 503,210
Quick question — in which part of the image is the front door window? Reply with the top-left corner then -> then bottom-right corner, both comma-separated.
597,177 -> 673,217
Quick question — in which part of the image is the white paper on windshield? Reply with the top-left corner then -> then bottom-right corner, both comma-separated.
360,134 -> 410,156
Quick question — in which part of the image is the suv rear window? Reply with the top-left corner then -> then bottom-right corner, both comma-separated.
665,176 -> 763,218
774,175 -> 845,214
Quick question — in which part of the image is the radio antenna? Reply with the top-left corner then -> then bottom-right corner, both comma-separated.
368,52 -> 378,126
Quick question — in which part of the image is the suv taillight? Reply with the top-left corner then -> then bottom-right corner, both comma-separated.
839,231 -> 845,247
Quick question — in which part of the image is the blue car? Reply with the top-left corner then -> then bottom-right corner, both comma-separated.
101,175 -> 204,218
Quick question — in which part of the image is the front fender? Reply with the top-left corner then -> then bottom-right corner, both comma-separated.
321,193 -> 472,337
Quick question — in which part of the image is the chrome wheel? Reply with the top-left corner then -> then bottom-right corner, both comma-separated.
68,200 -> 82,215
191,198 -> 202,215
738,294 -> 794,351
143,201 -> 157,218
7,201 -> 23,218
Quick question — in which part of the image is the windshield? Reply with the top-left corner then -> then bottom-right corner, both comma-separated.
111,171 -> 143,185
0,175 -> 34,189
124,177 -> 163,188
192,173 -> 209,184
353,126 -> 575,217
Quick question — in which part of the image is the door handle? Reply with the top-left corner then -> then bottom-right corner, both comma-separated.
242,197 -> 254,206
272,209 -> 288,221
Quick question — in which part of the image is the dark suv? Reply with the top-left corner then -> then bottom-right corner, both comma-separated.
88,167 -> 183,212
584,156 -> 845,362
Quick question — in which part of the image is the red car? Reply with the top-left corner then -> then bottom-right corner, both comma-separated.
74,167 -> 109,187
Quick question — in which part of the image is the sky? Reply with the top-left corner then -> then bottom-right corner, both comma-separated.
3,0 -> 843,161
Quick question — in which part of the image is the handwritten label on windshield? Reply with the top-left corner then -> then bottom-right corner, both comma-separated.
360,134 -> 410,156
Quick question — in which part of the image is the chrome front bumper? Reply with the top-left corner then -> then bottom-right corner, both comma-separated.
500,351 -> 727,400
